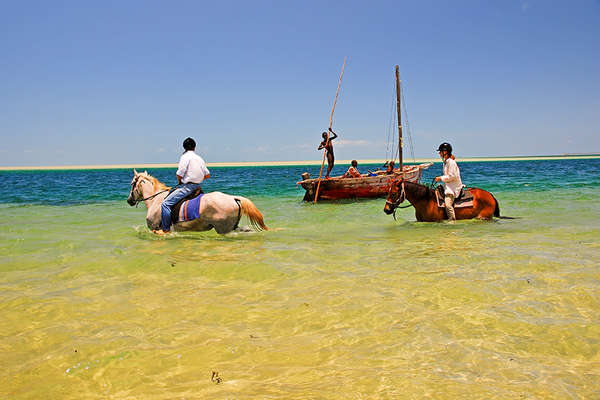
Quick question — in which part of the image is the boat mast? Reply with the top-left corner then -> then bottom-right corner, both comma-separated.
395,65 -> 403,171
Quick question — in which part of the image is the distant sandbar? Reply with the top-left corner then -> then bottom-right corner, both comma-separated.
0,155 -> 598,171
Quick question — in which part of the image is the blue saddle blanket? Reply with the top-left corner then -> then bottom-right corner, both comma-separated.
178,194 -> 204,222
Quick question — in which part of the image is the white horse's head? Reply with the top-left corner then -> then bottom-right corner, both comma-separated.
127,169 -> 153,206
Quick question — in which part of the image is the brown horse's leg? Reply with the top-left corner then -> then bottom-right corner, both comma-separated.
412,200 -> 425,222
414,200 -> 436,222
419,201 -> 444,222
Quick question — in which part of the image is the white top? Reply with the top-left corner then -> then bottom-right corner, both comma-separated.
176,151 -> 210,184
440,158 -> 464,197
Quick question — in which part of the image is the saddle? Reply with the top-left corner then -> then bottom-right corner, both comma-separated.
170,188 -> 204,223
435,186 -> 474,209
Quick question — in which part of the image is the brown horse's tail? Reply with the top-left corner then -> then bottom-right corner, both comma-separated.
236,197 -> 268,231
490,192 -> 518,219
492,193 -> 501,218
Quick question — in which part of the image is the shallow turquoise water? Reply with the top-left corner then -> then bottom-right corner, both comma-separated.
1,159 -> 599,398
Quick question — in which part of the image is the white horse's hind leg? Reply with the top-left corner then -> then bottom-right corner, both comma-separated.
174,219 -> 213,232
213,216 -> 240,234
163,192 -> 264,235
202,194 -> 242,234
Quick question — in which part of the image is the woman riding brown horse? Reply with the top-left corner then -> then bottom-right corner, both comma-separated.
383,179 -> 500,222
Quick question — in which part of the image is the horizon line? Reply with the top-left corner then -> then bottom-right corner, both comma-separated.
0,154 -> 599,171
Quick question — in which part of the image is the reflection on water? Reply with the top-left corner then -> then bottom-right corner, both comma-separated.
1,162 -> 599,398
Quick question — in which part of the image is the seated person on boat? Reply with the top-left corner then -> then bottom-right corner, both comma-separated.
369,160 -> 395,176
385,161 -> 396,174
342,160 -> 361,178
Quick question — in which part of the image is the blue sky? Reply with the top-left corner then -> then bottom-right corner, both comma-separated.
1,1 -> 599,166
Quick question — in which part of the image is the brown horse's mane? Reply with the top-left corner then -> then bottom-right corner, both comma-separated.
404,180 -> 434,200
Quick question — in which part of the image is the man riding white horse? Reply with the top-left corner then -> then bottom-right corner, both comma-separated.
153,137 -> 210,235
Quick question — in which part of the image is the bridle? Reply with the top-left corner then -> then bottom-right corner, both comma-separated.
128,175 -> 169,206
385,180 -> 405,208
385,180 -> 411,220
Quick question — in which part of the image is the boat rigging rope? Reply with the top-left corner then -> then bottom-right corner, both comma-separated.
400,84 -> 416,163
385,87 -> 396,162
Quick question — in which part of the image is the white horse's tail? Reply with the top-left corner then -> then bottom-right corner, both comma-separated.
236,197 -> 268,231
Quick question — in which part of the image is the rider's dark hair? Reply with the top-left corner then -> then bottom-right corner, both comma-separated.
183,137 -> 196,151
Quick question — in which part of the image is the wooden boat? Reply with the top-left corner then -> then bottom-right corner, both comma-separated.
299,66 -> 431,202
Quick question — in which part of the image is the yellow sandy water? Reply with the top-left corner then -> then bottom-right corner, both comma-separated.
1,189 -> 599,398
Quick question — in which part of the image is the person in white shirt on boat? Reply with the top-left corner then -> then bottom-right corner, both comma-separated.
153,137 -> 210,235
342,160 -> 361,178
434,142 -> 464,221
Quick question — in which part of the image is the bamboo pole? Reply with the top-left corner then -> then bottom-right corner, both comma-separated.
314,57 -> 347,203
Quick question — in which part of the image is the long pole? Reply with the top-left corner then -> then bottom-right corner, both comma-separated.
314,57 -> 347,203
395,65 -> 403,171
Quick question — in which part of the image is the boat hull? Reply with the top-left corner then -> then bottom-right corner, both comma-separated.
299,175 -> 396,201
298,163 -> 433,202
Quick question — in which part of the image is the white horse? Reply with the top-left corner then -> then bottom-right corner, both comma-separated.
127,169 -> 268,234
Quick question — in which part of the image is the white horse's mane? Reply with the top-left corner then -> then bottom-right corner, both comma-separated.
135,170 -> 169,192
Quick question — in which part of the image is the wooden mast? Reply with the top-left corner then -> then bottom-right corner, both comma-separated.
395,65 -> 403,171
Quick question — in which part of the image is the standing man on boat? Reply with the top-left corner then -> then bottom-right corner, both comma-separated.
434,142 -> 464,221
318,128 -> 338,179
153,137 -> 210,235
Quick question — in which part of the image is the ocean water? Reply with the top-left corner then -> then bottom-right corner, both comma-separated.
1,158 -> 599,399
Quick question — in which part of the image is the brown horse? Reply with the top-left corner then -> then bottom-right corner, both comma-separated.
383,179 -> 502,221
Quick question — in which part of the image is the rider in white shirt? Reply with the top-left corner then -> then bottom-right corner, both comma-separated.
434,142 -> 464,221
154,137 -> 210,235
176,146 -> 210,184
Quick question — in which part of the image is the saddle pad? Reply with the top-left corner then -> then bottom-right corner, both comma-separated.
178,193 -> 204,222
435,188 -> 474,209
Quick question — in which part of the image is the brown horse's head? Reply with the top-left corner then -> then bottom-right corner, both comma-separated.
384,179 -> 405,215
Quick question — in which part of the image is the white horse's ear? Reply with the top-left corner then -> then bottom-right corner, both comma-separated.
133,168 -> 138,176
144,170 -> 147,175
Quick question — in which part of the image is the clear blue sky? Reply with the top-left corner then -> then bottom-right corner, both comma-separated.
1,1 -> 599,166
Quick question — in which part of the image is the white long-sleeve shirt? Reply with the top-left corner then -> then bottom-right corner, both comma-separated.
440,158 -> 464,197
176,151 -> 210,184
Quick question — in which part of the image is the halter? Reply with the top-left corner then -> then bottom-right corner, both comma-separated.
385,180 -> 412,220
385,180 -> 406,209
129,175 -> 169,206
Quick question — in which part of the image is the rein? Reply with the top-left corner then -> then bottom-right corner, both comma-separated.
427,177 -> 439,190
386,181 -> 411,208
130,175 -> 170,206
384,199 -> 413,209
133,189 -> 169,205
386,180 -> 412,220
